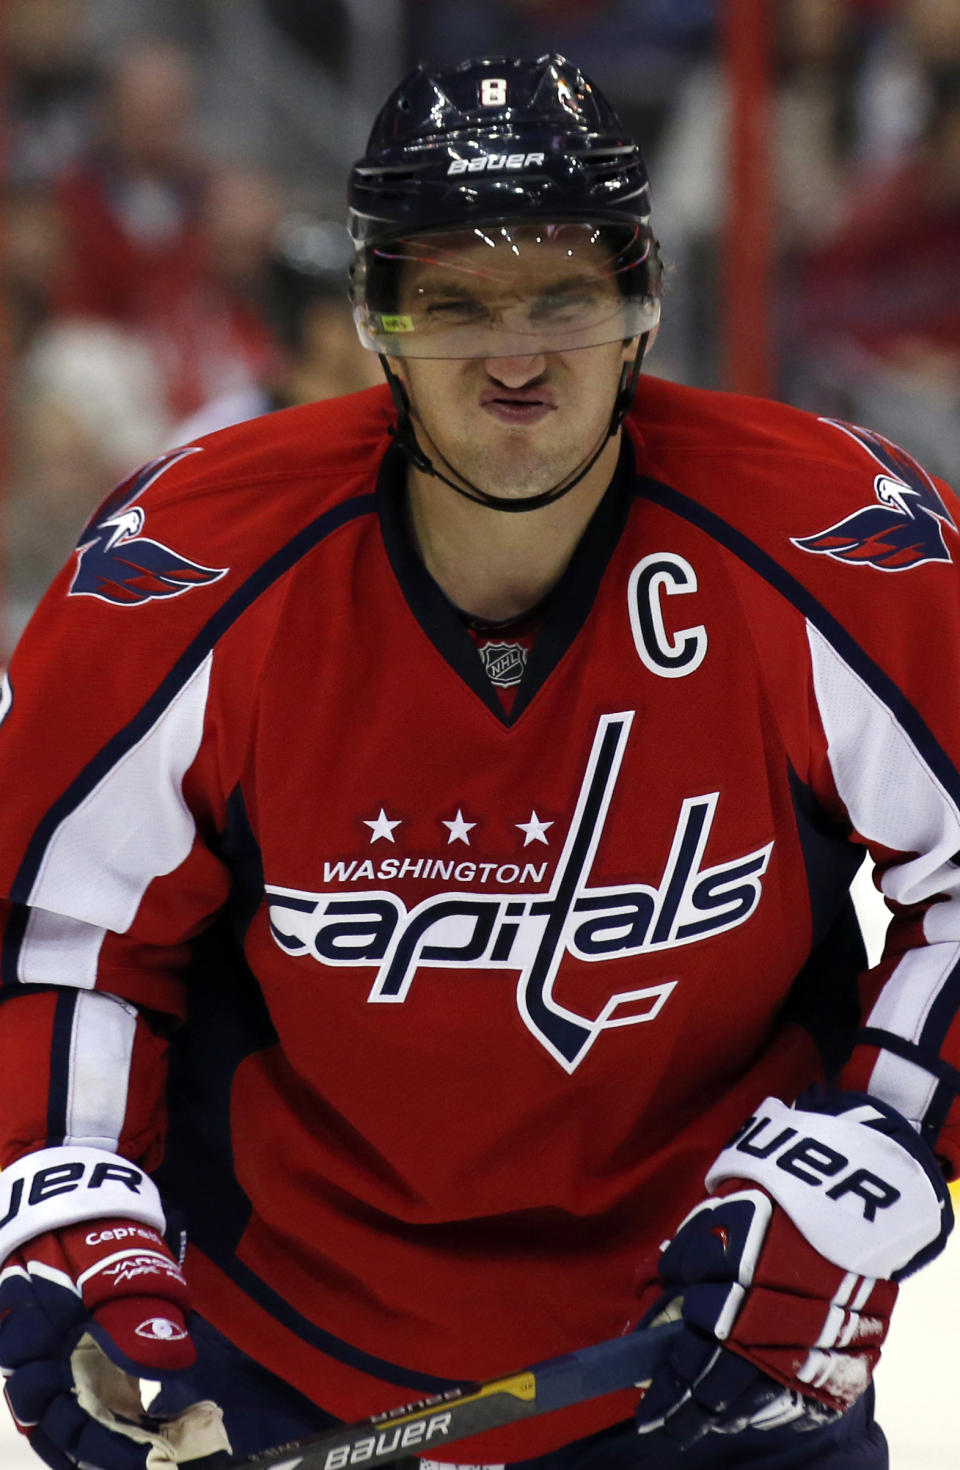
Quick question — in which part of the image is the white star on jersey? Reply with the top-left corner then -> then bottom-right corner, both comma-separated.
517,811 -> 553,846
364,809 -> 402,844
443,810 -> 476,845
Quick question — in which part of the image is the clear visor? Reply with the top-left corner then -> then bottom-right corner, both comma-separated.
354,222 -> 660,359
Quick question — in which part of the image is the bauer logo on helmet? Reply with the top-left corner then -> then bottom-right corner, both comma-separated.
447,152 -> 546,175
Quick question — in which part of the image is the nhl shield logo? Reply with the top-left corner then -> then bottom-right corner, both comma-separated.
478,640 -> 527,687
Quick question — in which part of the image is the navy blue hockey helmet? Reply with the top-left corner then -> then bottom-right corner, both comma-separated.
347,53 -> 662,360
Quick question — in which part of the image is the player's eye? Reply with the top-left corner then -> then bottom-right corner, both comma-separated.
422,298 -> 490,324
530,288 -> 605,325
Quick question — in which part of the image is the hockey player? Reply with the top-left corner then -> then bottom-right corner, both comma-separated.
170,215 -> 380,445
0,52 -> 957,1470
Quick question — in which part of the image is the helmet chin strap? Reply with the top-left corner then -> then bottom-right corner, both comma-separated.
379,336 -> 649,514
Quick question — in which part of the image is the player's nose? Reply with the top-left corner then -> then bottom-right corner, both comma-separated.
483,353 -> 548,388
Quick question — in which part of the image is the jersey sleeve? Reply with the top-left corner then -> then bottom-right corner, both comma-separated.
0,988 -> 171,1170
0,447 -> 275,1173
787,434 -> 960,1175
647,399 -> 960,1178
0,394 -> 386,1183
808,604 -> 960,1170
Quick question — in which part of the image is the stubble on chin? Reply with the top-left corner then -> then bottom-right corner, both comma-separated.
434,420 -> 574,500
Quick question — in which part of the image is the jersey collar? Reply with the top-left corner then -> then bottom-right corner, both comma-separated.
375,436 -> 636,726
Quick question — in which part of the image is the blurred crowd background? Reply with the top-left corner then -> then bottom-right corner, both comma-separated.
2,0 -> 959,647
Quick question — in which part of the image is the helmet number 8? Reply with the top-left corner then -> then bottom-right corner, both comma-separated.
480,78 -> 508,107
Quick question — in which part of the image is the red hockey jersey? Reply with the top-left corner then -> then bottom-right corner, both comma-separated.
1,378 -> 959,1460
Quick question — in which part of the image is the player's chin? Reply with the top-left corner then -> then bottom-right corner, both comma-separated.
465,441 -> 557,489
480,423 -> 569,468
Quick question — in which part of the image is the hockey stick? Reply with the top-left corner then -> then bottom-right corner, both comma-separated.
227,1321 -> 681,1470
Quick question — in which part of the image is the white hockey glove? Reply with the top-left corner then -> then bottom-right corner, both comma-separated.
0,1145 -> 231,1468
634,1089 -> 953,1452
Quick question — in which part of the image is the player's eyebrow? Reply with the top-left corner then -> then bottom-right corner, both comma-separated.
410,276 -> 481,298
534,273 -> 609,295
408,269 -> 608,299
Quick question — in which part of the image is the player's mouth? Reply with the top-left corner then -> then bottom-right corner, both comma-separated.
479,385 -> 557,426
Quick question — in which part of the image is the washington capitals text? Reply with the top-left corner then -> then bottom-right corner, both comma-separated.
267,713 -> 774,1070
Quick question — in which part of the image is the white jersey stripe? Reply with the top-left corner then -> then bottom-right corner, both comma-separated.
865,1039 -> 940,1130
19,907 -> 106,989
807,623 -> 960,1122
807,624 -> 960,901
868,942 -> 960,1040
27,654 -> 213,933
63,990 -> 137,1150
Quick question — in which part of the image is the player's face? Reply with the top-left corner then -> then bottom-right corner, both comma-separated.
394,231 -> 637,501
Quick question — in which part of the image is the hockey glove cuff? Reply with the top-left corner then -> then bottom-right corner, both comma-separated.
634,1090 -> 953,1452
0,1146 -> 224,1469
